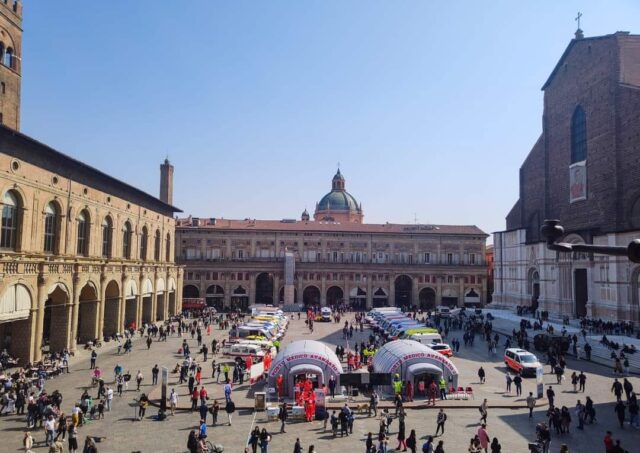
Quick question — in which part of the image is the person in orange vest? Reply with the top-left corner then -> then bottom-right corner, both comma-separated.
276,375 -> 284,398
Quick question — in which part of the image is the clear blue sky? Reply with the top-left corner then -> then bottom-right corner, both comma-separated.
20,1 -> 639,236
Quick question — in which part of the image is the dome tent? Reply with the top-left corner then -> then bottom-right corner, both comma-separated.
268,340 -> 343,398
372,340 -> 459,393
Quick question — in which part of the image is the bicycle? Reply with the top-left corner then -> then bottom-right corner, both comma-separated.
205,440 -> 224,452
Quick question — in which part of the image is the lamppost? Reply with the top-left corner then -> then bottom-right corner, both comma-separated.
540,219 -> 640,263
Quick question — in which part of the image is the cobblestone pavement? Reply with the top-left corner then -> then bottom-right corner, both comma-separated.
1,313 -> 639,452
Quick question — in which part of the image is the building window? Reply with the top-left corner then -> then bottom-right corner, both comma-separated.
470,253 -> 476,265
1,190 -> 19,250
140,226 -> 148,260
102,217 -> 112,258
154,229 -> 161,261
447,253 -> 453,264
4,47 -> 13,68
1,82 -> 5,94
424,252 -> 431,264
43,202 -> 58,254
122,222 -> 132,259
76,210 -> 89,256
571,106 -> 587,163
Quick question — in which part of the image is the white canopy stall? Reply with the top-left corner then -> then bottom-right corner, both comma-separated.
268,340 -> 343,398
372,339 -> 459,394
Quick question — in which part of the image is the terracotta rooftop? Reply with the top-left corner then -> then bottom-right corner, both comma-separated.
177,217 -> 487,236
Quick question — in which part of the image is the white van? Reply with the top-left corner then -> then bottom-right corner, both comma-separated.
408,332 -> 443,345
222,343 -> 266,358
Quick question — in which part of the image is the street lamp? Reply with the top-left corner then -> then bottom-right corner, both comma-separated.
540,219 -> 640,263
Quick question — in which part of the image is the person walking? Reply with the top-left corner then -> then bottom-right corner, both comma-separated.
435,408 -> 447,436
279,402 -> 288,433
478,367 -> 486,384
578,372 -> 586,392
422,435 -> 434,453
434,440 -> 445,453
225,398 -> 235,426
479,399 -> 488,424
526,392 -> 536,418
490,438 -> 501,453
505,373 -> 512,393
151,364 -> 159,385
614,400 -> 626,429
90,350 -> 97,370
396,415 -> 407,451
571,372 -> 578,392
248,427 -> 260,453
477,424 -> 489,453
406,429 -> 417,453
137,393 -> 148,420
575,400 -> 585,430
169,388 -> 178,416
23,431 -> 33,453
259,428 -> 271,453
612,379 -> 623,402
67,423 -> 78,453
514,373 -> 523,396
136,370 -> 144,391
211,400 -> 219,426
546,386 -> 555,408
623,378 -> 633,401
369,390 -> 379,417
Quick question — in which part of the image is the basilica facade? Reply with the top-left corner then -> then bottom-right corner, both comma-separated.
493,31 -> 640,321
177,171 -> 488,312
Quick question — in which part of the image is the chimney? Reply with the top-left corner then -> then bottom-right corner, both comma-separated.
160,158 -> 174,205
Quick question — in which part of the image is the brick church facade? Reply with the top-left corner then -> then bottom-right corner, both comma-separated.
493,30 -> 640,321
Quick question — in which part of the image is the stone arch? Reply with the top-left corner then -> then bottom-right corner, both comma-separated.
418,287 -> 436,310
372,287 -> 389,308
44,282 -> 71,352
155,277 -> 166,321
394,274 -> 413,308
205,284 -> 224,311
167,277 -> 177,316
103,280 -> 120,338
441,287 -> 459,308
141,277 -> 154,325
124,278 -> 139,330
0,283 -> 33,362
303,285 -> 321,306
349,286 -> 367,310
77,281 -> 99,344
231,285 -> 249,311
183,284 -> 199,298
278,286 -> 298,305
326,286 -> 344,306
255,272 -> 274,305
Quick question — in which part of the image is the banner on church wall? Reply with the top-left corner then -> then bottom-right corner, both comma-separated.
569,162 -> 587,203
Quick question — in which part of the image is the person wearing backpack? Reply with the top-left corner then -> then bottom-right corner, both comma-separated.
435,408 -> 447,436
422,435 -> 434,453
225,399 -> 235,426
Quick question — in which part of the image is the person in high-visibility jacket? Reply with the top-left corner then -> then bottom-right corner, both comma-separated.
438,376 -> 447,400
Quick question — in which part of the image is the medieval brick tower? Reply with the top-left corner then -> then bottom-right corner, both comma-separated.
0,0 -> 21,130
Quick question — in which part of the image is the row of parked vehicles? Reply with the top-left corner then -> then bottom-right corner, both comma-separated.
365,307 -> 453,356
222,308 -> 288,359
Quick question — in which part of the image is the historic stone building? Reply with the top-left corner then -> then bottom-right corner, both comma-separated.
177,171 -> 488,312
493,30 -> 640,321
0,1 -> 183,364
0,0 -> 22,130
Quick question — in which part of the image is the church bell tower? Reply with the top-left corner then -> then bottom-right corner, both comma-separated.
0,1 -> 22,130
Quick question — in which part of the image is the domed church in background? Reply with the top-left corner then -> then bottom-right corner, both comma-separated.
313,169 -> 364,223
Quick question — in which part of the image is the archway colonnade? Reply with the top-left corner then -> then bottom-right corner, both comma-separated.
0,263 -> 183,364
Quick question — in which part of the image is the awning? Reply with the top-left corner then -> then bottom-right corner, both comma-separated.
290,364 -> 323,376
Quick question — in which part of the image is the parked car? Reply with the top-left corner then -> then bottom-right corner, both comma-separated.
429,343 -> 453,357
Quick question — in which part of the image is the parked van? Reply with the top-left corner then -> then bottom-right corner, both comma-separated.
504,348 -> 541,376
231,326 -> 274,341
222,343 -> 266,358
321,307 -> 332,322
401,327 -> 440,338
435,306 -> 452,317
408,332 -> 443,345
388,322 -> 423,340
228,338 -> 273,350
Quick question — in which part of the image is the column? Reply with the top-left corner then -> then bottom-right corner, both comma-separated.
297,278 -> 304,305
119,274 -> 127,333
321,275 -> 327,306
97,275 -> 107,340
163,290 -> 169,320
344,275 -> 350,307
458,276 -> 465,308
69,274 -> 80,352
273,275 -> 280,304
366,274 -> 373,309
389,275 -> 396,306
151,290 -> 158,324
436,276 -> 443,305
33,275 -> 47,362
412,276 -> 419,307
223,273 -> 231,309
249,273 -> 256,306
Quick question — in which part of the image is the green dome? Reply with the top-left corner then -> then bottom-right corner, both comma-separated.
317,190 -> 360,212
